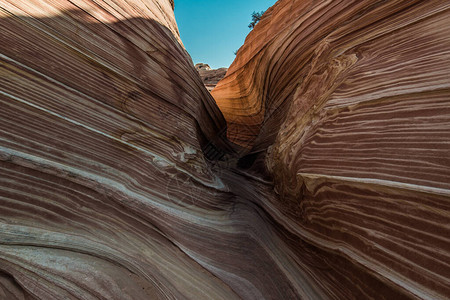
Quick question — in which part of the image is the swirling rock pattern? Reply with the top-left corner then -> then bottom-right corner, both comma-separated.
0,0 -> 235,298
213,0 -> 450,299
1,0 -> 449,299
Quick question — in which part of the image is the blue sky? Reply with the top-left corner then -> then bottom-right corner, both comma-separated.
174,0 -> 276,69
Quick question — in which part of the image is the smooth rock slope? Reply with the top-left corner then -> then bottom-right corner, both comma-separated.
1,0 -> 449,299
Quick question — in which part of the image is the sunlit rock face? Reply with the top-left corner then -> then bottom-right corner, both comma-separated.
195,63 -> 228,92
213,0 -> 450,299
1,0 -> 449,300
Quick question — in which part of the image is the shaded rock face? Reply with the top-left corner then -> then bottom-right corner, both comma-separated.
0,1 -> 449,300
195,63 -> 228,92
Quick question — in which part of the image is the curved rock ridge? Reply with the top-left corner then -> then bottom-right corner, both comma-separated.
1,0 -> 450,299
213,0 -> 450,299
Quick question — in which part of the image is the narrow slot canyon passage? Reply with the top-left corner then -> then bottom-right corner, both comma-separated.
0,0 -> 449,299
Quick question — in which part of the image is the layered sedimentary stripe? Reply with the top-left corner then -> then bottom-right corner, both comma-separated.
0,1 -> 238,298
2,0 -> 450,299
214,0 -> 450,299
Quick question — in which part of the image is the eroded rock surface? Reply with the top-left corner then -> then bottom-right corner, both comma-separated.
213,0 -> 450,299
195,63 -> 228,92
1,0 -> 449,299
0,0 -> 234,298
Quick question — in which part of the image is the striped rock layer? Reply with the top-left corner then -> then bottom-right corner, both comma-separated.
212,0 -> 450,299
0,0 -> 449,300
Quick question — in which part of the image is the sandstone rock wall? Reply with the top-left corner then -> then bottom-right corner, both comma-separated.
195,63 -> 228,92
0,0 -> 237,298
1,0 -> 449,299
213,0 -> 450,299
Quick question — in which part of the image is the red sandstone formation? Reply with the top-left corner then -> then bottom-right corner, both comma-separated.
1,0 -> 449,299
213,0 -> 450,298
195,63 -> 228,92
